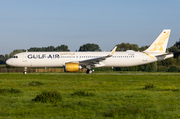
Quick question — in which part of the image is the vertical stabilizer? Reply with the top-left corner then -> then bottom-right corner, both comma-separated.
143,29 -> 171,54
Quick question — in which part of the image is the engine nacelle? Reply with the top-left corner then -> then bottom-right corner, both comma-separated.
64,63 -> 82,72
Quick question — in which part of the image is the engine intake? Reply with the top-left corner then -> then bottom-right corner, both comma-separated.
64,63 -> 82,72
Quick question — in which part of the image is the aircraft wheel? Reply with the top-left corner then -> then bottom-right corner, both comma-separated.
86,69 -> 90,74
23,67 -> 27,74
89,70 -> 93,74
86,69 -> 93,74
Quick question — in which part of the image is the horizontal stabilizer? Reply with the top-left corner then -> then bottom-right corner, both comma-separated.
155,53 -> 173,61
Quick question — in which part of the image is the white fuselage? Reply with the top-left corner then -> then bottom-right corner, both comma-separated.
6,51 -> 157,68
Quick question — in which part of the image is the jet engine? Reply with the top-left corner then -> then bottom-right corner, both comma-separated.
64,63 -> 82,72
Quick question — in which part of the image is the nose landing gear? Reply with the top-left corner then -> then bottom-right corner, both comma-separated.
23,67 -> 27,74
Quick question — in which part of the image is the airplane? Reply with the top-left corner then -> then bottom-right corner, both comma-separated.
6,29 -> 173,74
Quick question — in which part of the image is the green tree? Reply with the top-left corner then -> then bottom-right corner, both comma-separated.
139,65 -> 145,71
0,54 -> 9,64
28,45 -> 70,52
168,46 -> 178,52
139,46 -> 149,51
79,43 -> 101,51
157,58 -> 173,67
4,54 -> 8,61
172,55 -> 180,66
0,55 -> 5,64
46,46 -> 55,51
9,49 -> 26,58
151,62 -> 157,72
168,65 -> 178,72
168,39 -> 180,52
56,45 -> 70,51
145,63 -> 152,72
116,43 -> 139,51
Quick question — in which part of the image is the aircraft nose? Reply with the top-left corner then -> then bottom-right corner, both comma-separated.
6,59 -> 12,66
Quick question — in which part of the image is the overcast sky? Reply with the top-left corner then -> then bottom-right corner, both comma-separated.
1,0 -> 180,55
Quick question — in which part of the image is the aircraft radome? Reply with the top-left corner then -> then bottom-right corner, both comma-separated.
6,29 -> 173,74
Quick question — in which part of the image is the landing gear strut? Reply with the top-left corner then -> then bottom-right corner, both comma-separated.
86,69 -> 93,74
23,67 -> 27,74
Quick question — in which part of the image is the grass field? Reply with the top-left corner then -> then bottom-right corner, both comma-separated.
0,73 -> 180,119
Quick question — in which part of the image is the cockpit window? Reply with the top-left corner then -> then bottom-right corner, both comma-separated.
12,56 -> 18,58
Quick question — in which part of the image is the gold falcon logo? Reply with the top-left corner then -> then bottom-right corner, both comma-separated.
150,31 -> 170,51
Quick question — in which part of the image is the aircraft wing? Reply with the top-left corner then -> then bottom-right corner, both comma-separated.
68,46 -> 117,67
79,46 -> 117,66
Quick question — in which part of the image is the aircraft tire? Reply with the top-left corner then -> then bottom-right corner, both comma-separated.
86,69 -> 93,74
89,70 -> 93,74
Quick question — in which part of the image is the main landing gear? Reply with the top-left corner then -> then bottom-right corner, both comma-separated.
86,69 -> 93,74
